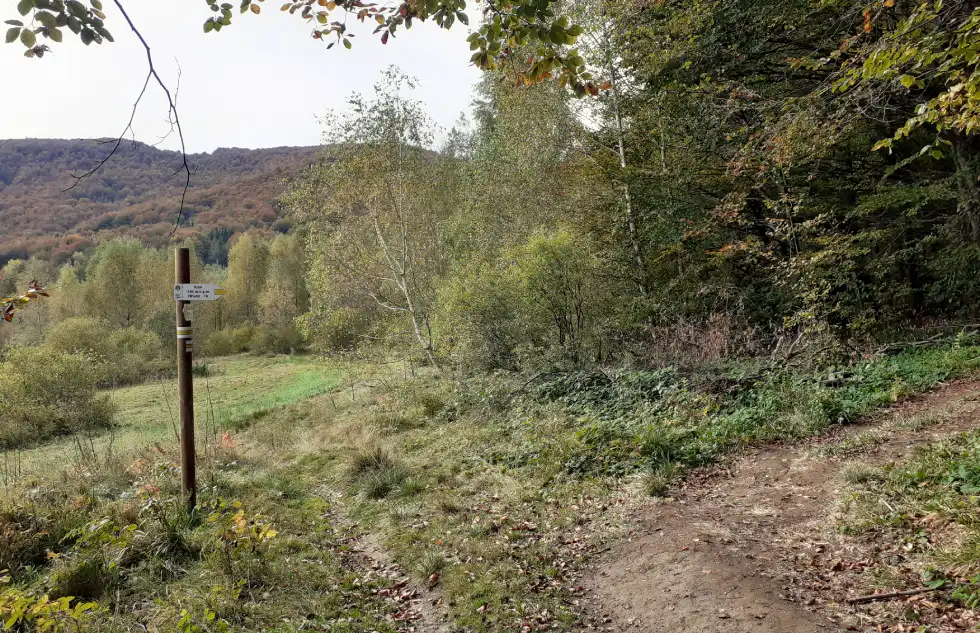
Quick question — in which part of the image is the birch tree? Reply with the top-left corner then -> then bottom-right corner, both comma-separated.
288,67 -> 448,368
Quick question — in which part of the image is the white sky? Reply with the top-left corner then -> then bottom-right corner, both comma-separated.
0,0 -> 482,152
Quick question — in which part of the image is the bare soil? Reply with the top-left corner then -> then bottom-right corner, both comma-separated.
584,379 -> 980,632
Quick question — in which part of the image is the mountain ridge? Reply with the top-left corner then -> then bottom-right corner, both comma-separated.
0,138 -> 320,264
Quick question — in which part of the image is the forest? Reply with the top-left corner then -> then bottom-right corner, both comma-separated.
1,0 -> 980,631
0,140 -> 315,265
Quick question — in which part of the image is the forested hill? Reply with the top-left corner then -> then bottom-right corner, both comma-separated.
0,139 -> 319,265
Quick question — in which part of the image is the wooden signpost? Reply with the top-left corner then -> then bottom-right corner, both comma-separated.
173,248 -> 225,512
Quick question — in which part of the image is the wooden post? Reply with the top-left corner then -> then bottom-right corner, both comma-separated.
175,247 -> 196,512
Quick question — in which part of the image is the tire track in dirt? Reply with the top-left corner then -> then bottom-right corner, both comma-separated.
583,379 -> 980,632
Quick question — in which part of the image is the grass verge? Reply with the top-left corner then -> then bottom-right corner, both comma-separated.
290,340 -> 980,632
839,427 -> 980,607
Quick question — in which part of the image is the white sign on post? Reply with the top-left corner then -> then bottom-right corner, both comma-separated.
174,284 -> 226,301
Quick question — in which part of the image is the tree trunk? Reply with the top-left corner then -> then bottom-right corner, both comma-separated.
952,135 -> 980,241
605,34 -> 648,297
373,217 -> 440,371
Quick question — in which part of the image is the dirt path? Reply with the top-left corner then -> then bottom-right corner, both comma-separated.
318,488 -> 454,633
584,379 -> 980,632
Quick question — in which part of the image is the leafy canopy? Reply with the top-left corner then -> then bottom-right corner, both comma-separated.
5,0 -> 599,93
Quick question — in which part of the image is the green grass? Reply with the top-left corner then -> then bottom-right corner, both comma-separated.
1,355 -> 341,484
838,427 -> 980,607
1,342 -> 978,632
286,341 -> 980,632
0,443 -> 403,632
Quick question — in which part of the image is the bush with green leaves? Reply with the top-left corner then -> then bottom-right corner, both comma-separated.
0,347 -> 115,449
45,317 -> 169,386
437,229 -> 619,370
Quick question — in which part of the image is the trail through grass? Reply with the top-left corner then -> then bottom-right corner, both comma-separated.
1,344 -> 978,632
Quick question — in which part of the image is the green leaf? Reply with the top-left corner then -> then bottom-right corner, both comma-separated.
899,74 -> 916,89
871,138 -> 892,152
4,20 -> 24,26
35,10 -> 56,28
16,0 -> 33,16
48,25 -> 62,41
66,0 -> 86,16
20,27 -> 35,46
204,18 -> 215,32
91,0 -> 102,8
456,10 -> 468,25
343,37 -> 351,48
4,27 -> 20,43
79,26 -> 93,44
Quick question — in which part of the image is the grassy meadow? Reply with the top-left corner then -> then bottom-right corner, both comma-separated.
1,354 -> 341,486
1,342 -> 979,631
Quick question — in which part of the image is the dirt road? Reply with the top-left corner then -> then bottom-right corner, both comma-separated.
585,380 -> 980,632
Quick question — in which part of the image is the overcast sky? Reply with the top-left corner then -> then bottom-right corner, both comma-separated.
0,0 -> 481,152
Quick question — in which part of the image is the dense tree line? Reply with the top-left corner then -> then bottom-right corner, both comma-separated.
0,233 -> 309,383
5,0 -> 977,375
285,0 -> 980,370
0,140 -> 314,265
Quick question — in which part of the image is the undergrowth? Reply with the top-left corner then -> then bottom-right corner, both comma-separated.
840,427 -> 980,607
2,341 -> 977,633
479,340 -> 980,482
0,443 -> 400,633
312,340 -> 980,632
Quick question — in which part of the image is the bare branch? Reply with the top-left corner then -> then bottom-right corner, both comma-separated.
63,69 -> 151,192
66,0 -> 192,236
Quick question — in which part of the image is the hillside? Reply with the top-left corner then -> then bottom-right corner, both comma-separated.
0,139 -> 319,264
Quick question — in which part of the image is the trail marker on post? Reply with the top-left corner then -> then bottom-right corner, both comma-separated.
174,284 -> 226,301
174,254 -> 227,513
174,248 -> 197,513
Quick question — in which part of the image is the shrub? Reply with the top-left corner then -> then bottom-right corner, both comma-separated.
0,348 -> 115,449
106,328 -> 169,385
45,317 -> 111,359
0,582 -> 99,632
204,326 -> 255,357
435,229 -> 619,370
203,329 -> 238,357
250,324 -> 304,355
45,318 -> 168,386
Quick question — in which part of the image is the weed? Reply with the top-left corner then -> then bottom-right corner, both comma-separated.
434,494 -> 461,514
388,502 -> 421,523
192,363 -> 215,378
48,554 -> 114,601
346,445 -> 412,499
842,463 -> 884,485
641,462 -> 679,497
414,551 -> 447,580
814,430 -> 888,458
397,476 -> 427,498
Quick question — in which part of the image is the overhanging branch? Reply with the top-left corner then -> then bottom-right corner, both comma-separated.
64,0 -> 192,236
